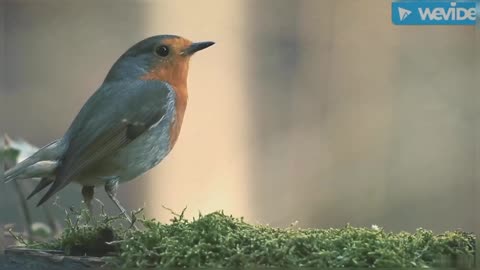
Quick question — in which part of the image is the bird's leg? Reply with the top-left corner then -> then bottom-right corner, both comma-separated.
81,185 -> 95,214
105,179 -> 138,229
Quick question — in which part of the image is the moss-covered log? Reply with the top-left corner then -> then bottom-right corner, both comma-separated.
3,211 -> 476,269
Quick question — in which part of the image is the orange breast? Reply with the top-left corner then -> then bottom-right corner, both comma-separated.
138,51 -> 190,148
169,85 -> 188,148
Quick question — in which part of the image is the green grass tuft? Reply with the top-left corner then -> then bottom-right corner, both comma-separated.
29,206 -> 131,257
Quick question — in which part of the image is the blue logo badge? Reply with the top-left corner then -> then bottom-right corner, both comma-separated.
392,1 -> 476,25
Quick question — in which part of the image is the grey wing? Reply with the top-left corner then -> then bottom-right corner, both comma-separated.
36,80 -> 176,206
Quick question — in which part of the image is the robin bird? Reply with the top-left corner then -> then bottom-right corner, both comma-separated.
4,35 -> 214,223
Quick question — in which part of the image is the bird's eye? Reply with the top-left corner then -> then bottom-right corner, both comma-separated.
154,45 -> 169,57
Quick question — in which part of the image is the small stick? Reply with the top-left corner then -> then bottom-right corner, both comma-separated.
4,136 -> 33,240
12,180 -> 33,240
0,224 -> 4,254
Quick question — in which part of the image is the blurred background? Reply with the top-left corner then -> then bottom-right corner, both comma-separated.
0,0 -> 478,233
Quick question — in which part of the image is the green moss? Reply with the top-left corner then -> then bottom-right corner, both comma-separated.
114,211 -> 475,268
29,209 -> 476,268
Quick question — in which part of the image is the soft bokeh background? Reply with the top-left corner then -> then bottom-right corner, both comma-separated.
0,0 -> 478,233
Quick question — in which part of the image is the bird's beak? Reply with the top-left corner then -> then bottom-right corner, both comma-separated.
183,41 -> 215,56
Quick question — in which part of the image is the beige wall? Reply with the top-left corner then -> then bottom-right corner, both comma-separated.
141,1 -> 250,220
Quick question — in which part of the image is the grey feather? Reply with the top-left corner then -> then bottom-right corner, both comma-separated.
4,140 -> 64,183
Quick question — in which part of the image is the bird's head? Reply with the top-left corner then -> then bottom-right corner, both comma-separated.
105,35 -> 214,88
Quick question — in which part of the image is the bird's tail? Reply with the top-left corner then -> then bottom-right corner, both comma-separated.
27,177 -> 55,200
4,139 -> 64,183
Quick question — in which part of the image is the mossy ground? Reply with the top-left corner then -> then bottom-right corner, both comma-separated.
19,207 -> 476,268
